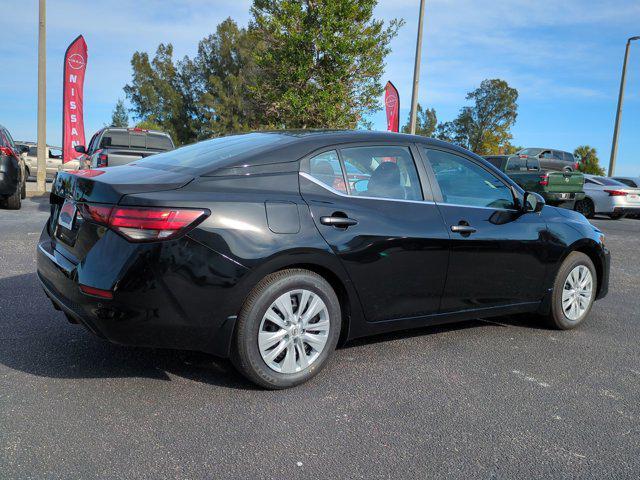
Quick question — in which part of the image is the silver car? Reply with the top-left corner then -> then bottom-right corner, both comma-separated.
574,175 -> 640,219
22,145 -> 80,180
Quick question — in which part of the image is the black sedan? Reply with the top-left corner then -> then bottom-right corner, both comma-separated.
37,131 -> 610,389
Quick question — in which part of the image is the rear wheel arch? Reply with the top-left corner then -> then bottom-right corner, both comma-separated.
273,262 -> 354,345
234,250 -> 362,346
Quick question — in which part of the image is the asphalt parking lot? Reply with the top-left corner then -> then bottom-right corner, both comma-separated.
1,196 -> 639,479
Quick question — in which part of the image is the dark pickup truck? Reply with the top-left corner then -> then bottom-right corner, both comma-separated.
484,155 -> 585,209
75,127 -> 175,169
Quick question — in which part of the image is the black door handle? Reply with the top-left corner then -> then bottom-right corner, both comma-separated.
320,215 -> 358,227
450,225 -> 476,234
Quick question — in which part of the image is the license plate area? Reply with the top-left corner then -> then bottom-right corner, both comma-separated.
55,199 -> 78,246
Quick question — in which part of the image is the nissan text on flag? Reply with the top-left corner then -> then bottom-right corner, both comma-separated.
62,35 -> 88,165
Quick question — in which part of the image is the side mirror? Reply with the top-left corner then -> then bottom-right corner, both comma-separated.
523,191 -> 545,213
19,145 -> 30,154
74,145 -> 87,154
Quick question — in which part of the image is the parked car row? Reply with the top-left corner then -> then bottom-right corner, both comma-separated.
15,142 -> 81,180
575,175 -> 640,219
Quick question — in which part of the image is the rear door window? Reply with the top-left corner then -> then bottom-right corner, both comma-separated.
339,146 -> 422,201
306,150 -> 347,194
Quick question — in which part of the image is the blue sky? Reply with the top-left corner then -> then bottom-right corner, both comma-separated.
0,0 -> 638,175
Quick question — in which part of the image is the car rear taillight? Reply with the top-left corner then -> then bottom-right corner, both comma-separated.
0,146 -> 14,157
604,189 -> 628,197
78,204 -> 209,242
79,284 -> 114,299
539,174 -> 549,186
573,162 -> 579,170
97,152 -> 108,167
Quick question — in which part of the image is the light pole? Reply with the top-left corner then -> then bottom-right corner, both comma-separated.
37,0 -> 47,193
409,0 -> 426,135
608,36 -> 639,177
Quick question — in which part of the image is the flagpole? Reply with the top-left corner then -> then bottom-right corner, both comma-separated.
37,0 -> 47,193
409,0 -> 426,135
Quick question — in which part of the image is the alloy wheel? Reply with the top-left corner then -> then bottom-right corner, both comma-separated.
562,265 -> 593,321
258,289 -> 330,374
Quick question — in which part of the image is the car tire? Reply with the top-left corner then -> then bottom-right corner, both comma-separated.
3,187 -> 21,210
231,269 -> 341,389
544,252 -> 597,330
574,198 -> 594,219
20,177 -> 26,199
608,212 -> 626,220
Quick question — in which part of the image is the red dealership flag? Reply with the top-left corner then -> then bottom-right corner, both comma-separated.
384,81 -> 400,133
62,35 -> 88,163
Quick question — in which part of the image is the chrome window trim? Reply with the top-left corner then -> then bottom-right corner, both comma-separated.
299,172 -> 519,212
299,172 -> 431,205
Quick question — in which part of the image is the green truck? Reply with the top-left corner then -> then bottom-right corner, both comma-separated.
484,155 -> 585,209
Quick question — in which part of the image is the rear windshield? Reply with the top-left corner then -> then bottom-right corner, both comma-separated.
100,130 -> 174,151
591,176 -> 627,187
134,133 -> 293,172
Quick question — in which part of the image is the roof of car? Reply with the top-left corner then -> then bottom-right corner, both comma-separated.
102,127 -> 171,136
222,130 -> 486,169
207,129 -> 476,159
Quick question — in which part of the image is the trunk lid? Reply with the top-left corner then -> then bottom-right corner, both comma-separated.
48,165 -> 193,263
545,171 -> 584,193
620,188 -> 640,206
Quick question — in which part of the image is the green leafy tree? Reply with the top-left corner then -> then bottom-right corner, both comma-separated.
575,145 -> 605,175
124,44 -> 198,145
250,0 -> 403,129
194,18 -> 259,136
401,104 -> 437,137
135,119 -> 165,131
110,99 -> 129,127
440,79 -> 518,155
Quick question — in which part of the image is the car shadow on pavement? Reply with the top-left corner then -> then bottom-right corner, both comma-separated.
26,194 -> 52,212
0,272 -> 259,390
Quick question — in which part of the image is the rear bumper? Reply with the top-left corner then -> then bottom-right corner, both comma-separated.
36,227 -> 247,357
544,192 -> 584,209
612,206 -> 640,215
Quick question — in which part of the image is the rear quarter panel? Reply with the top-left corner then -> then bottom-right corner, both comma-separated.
120,170 -> 365,341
